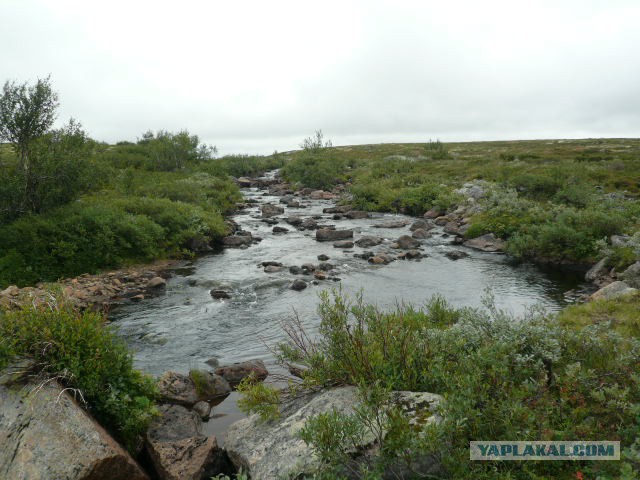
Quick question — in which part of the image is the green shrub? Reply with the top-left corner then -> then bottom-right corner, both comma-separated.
236,374 -> 281,421
0,194 -> 228,288
608,246 -> 637,271
0,302 -> 158,452
270,290 -> 640,479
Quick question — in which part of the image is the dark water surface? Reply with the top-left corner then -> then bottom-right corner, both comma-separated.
110,179 -> 586,440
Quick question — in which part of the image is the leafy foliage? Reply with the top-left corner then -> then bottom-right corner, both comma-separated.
0,194 -> 228,287
236,373 -> 281,421
0,302 -> 158,452
270,290 -> 640,479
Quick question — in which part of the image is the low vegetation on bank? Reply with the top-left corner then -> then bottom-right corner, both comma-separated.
240,290 -> 640,479
0,78 -> 284,288
282,136 -> 640,267
0,300 -> 158,452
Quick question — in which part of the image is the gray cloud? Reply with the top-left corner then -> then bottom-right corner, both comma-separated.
1,0 -> 638,154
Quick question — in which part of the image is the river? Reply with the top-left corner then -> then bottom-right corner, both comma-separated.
110,177 -> 587,440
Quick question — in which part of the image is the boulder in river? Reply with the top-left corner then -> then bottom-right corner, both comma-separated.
290,279 -> 307,291
345,210 -> 370,219
411,228 -> 432,239
333,240 -> 354,248
373,219 -> 410,229
463,233 -> 505,252
215,359 -> 269,388
272,226 -> 289,234
323,205 -> 352,214
264,265 -> 284,273
300,218 -> 319,230
157,371 -> 230,406
409,219 -> 433,231
261,261 -> 283,267
445,250 -> 469,260
192,401 -> 212,421
145,404 -> 225,480
0,360 -> 148,480
355,235 -> 383,248
395,235 -> 421,249
261,204 -> 284,218
222,235 -> 253,248
316,228 -> 354,242
285,216 -> 303,226
443,221 -> 463,235
225,386 -> 442,480
210,289 -> 231,299
317,254 -> 330,261
368,254 -> 393,265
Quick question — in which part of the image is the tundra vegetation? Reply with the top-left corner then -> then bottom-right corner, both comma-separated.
282,137 -> 640,266
239,290 -> 640,479
2,79 -> 640,478
0,79 -> 284,288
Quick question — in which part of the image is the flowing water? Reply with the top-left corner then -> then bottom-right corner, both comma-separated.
110,177 -> 587,440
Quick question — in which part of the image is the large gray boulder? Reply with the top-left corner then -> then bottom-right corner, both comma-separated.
590,281 -> 638,301
0,361 -> 148,480
145,405 -> 225,480
316,228 -> 354,242
620,261 -> 640,288
225,386 -> 442,480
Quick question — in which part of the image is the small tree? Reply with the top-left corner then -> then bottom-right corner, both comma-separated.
0,76 -> 59,167
300,129 -> 332,153
0,76 -> 60,215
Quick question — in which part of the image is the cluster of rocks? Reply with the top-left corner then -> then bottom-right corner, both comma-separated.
0,262 -> 175,311
0,357 -> 272,480
145,360 -> 270,479
586,247 -> 640,301
254,258 -> 343,291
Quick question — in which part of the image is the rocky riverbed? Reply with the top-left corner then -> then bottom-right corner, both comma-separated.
6,171 -> 628,479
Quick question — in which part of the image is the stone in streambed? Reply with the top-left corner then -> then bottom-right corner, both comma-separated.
290,279 -> 307,291
215,360 -> 269,388
316,228 -> 353,242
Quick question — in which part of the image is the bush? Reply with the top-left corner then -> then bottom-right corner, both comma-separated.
267,290 -> 640,479
0,195 -> 229,287
236,374 -> 281,421
0,302 -> 158,452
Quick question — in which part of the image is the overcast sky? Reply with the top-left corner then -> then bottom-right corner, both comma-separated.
1,0 -> 638,154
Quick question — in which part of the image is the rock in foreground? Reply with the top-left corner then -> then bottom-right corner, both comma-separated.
146,405 -> 226,480
0,362 -> 147,480
225,386 -> 442,480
